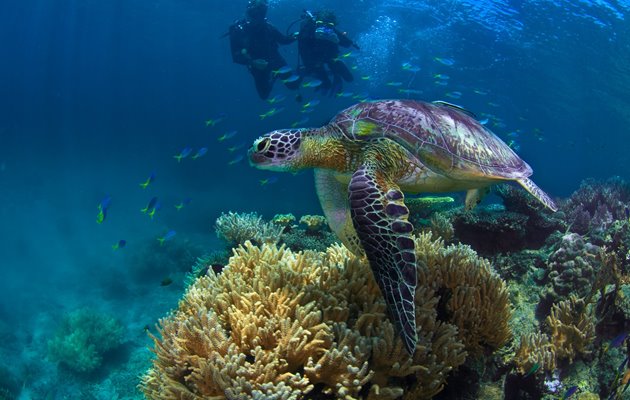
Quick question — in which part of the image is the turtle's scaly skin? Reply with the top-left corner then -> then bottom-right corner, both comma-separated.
249,99 -> 557,355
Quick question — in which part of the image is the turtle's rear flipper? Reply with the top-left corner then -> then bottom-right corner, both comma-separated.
349,162 -> 418,355
517,177 -> 558,212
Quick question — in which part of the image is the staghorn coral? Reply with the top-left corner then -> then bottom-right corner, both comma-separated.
546,295 -> 595,364
215,211 -> 284,247
142,233 -> 510,399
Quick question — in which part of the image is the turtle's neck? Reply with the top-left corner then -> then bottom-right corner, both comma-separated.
299,126 -> 353,172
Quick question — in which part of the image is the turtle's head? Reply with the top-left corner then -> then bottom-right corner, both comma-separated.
248,129 -> 305,171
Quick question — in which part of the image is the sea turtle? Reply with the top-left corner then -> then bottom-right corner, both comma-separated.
248,99 -> 557,354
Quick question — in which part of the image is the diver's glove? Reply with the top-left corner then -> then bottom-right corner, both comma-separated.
251,59 -> 269,70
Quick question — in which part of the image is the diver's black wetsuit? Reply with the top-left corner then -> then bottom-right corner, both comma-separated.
298,18 -> 355,95
229,18 -> 295,100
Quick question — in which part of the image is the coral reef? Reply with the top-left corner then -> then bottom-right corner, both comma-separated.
215,211 -> 284,247
142,233 -> 511,399
546,296 -> 595,364
405,196 -> 455,219
546,233 -> 600,302
429,212 -> 454,242
47,308 -> 124,374
299,214 -> 327,232
562,177 -> 630,236
272,213 -> 297,230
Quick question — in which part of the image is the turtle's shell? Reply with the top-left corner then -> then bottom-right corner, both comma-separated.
330,99 -> 532,181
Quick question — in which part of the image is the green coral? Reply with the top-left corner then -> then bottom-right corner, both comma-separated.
47,308 -> 124,373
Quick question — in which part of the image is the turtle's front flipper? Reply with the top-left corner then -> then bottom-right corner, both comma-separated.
314,169 -> 364,256
349,163 -> 418,354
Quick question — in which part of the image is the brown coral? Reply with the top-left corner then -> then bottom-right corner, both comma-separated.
514,331 -> 556,374
142,234 -> 511,399
546,295 -> 595,363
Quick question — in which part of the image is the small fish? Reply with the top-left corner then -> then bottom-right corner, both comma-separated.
434,80 -> 448,86
434,74 -> 450,80
259,176 -> 279,186
487,101 -> 500,107
267,94 -> 286,104
228,155 -> 244,165
141,196 -> 158,214
160,277 -> 173,286
157,230 -> 176,245
563,386 -> 578,399
302,99 -> 320,109
524,362 -> 539,377
473,89 -> 488,95
139,172 -> 156,189
478,118 -> 489,125
192,147 -> 208,160
281,74 -> 300,84
336,91 -> 354,98
618,355 -> 629,373
401,62 -> 419,71
173,147 -> 193,162
174,198 -> 192,211
398,88 -> 423,95
112,239 -> 127,250
259,107 -> 284,120
205,114 -> 226,127
445,91 -> 462,99
302,79 -> 323,88
218,130 -> 238,142
340,51 -> 353,58
272,66 -> 292,76
625,206 -> 629,221
506,131 -> 520,139
227,143 -> 245,153
434,57 -> 455,66
507,140 -> 520,151
386,81 -> 403,87
360,75 -> 371,81
291,117 -> 310,128
606,333 -> 628,352
352,91 -> 370,100
147,202 -> 161,219
96,195 -> 111,224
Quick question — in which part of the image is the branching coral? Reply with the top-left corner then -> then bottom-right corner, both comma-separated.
142,234 -> 511,399
299,215 -> 327,232
215,211 -> 284,247
47,308 -> 124,373
514,331 -> 556,374
546,295 -> 595,363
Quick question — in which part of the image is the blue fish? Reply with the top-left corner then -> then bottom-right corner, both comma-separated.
228,155 -> 244,165
434,57 -> 455,66
272,66 -> 292,76
205,113 -> 226,127
267,94 -> 286,104
157,230 -> 176,245
174,147 -> 193,162
141,196 -> 158,214
218,131 -> 238,142
563,386 -> 578,399
607,333 -> 628,351
139,172 -> 156,189
282,74 -> 300,84
174,197 -> 192,211
192,147 -> 208,160
112,239 -> 126,250
302,79 -> 323,88
96,195 -> 111,224
259,176 -> 279,186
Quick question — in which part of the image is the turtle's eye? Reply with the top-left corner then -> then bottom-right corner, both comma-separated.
256,138 -> 271,153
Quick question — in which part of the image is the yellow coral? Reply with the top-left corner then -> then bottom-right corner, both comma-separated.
142,234 -> 511,399
514,331 -> 556,374
546,295 -> 595,363
299,214 -> 327,232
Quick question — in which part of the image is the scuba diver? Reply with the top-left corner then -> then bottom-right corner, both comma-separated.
227,0 -> 299,100
297,10 -> 359,96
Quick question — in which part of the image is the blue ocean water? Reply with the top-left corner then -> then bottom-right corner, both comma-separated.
1,0 -> 629,398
